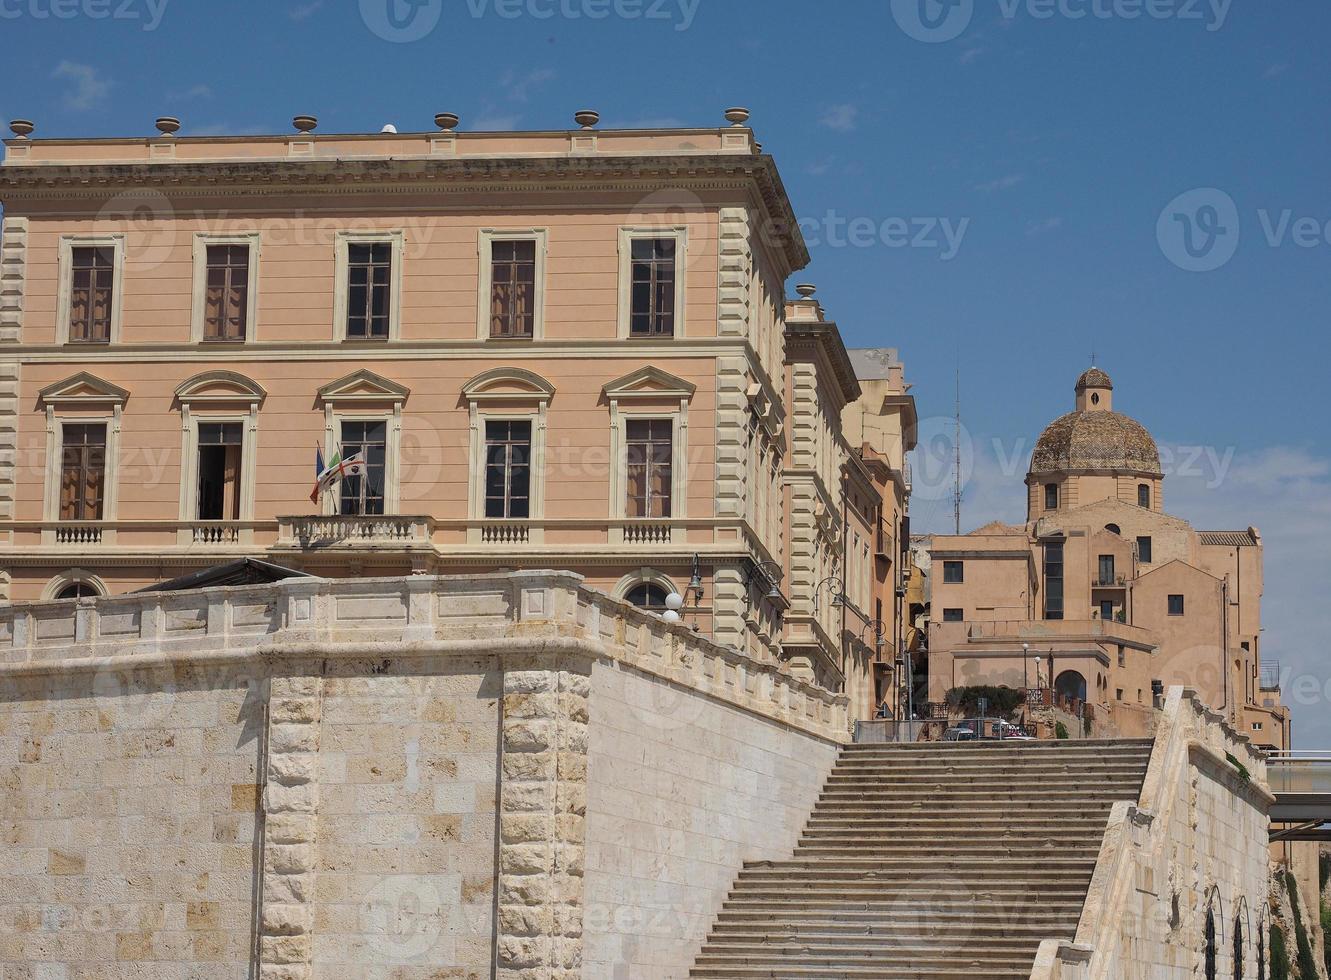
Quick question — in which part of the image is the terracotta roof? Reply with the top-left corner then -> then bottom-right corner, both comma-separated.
1076,367 -> 1113,391
1030,409 -> 1161,477
1199,531 -> 1259,547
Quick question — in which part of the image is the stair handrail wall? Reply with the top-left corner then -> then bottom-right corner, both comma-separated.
1029,687 -> 1271,980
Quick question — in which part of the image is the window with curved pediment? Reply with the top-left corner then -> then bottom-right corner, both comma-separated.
174,373 -> 265,539
462,369 -> 554,539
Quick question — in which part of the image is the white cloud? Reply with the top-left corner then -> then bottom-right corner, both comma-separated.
500,68 -> 556,103
52,61 -> 111,111
289,0 -> 323,20
1026,216 -> 1064,236
169,84 -> 213,101
974,173 -> 1025,193
820,104 -> 859,133
959,46 -> 986,65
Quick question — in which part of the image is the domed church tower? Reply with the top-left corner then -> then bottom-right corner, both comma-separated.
1027,368 -> 1164,520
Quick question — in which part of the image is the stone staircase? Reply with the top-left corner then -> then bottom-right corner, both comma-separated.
689,738 -> 1156,980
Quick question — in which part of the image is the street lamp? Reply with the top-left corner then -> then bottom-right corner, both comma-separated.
747,561 -> 784,600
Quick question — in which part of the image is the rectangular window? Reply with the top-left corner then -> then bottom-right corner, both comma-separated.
345,243 -> 393,340
1137,536 -> 1153,564
1168,594 -> 1185,616
339,420 -> 388,516
1116,689 -> 1124,701
629,238 -> 676,337
942,560 -> 964,584
197,422 -> 243,520
1098,554 -> 1115,585
1100,600 -> 1115,621
68,246 -> 115,344
625,419 -> 673,518
1044,541 -> 1064,620
489,240 -> 536,339
59,424 -> 107,521
1138,484 -> 1151,508
203,244 -> 250,342
1044,483 -> 1059,510
1118,645 -> 1126,668
484,420 -> 532,519
942,608 -> 963,623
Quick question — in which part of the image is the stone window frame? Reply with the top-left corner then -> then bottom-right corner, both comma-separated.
56,234 -> 126,346
190,232 -> 262,344
603,368 -> 695,542
173,373 -> 265,543
41,568 -> 109,601
612,568 -> 682,605
316,371 -> 410,516
476,228 -> 549,341
461,369 -> 555,538
331,230 -> 405,343
616,226 -> 689,340
39,375 -> 129,545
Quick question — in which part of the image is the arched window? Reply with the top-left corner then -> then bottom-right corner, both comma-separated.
1205,906 -> 1218,980
1257,925 -> 1265,980
1138,483 -> 1151,508
1233,915 -> 1244,980
626,583 -> 671,612
56,582 -> 100,600
1105,523 -> 1122,536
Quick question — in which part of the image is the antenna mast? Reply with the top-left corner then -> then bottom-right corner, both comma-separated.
953,363 -> 962,535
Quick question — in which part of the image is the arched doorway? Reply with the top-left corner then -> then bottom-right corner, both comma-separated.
1054,670 -> 1087,703
1205,905 -> 1217,980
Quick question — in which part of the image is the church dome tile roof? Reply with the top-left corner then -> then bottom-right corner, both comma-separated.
1031,409 -> 1162,476
1076,367 -> 1113,391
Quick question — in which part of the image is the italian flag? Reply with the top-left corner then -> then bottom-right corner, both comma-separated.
310,447 -> 368,504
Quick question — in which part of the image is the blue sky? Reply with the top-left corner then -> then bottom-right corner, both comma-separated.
4,0 -> 1329,743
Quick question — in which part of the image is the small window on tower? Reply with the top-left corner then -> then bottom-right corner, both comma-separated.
1044,483 -> 1059,510
1138,483 -> 1151,508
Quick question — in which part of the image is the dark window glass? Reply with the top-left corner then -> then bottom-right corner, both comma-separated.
1169,594 -> 1185,616
339,420 -> 388,515
943,561 -> 964,584
1100,601 -> 1115,621
346,243 -> 392,340
197,422 -> 243,520
484,420 -> 532,519
625,419 -> 673,518
490,239 -> 536,339
1098,555 -> 1115,585
69,246 -> 115,343
1205,907 -> 1217,980
626,583 -> 671,611
1138,483 -> 1151,508
1257,926 -> 1265,980
57,582 -> 99,600
1044,483 -> 1059,510
204,244 -> 250,341
59,424 -> 107,521
1044,541 -> 1065,620
942,608 -> 963,623
1137,536 -> 1153,564
1234,917 -> 1244,980
629,238 -> 676,337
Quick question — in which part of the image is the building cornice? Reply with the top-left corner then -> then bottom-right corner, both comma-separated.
784,320 -> 861,406
0,152 -> 811,276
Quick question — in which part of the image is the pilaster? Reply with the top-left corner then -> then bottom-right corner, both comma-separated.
0,215 -> 27,342
497,665 -> 590,980
257,674 -> 325,980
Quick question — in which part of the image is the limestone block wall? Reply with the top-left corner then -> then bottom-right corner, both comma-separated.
582,662 -> 840,978
0,570 -> 848,980
1031,687 -> 1273,980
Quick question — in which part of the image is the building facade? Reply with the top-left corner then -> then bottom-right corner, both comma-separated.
0,115 -> 914,717
927,368 -> 1289,748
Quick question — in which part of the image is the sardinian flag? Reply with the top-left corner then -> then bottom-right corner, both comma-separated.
310,447 -> 368,504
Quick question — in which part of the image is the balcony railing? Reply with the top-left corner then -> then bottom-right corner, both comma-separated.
54,523 -> 103,545
278,515 -> 432,548
1092,575 -> 1127,588
1260,662 -> 1282,692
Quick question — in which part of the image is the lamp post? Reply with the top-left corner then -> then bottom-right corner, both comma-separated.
663,554 -> 706,627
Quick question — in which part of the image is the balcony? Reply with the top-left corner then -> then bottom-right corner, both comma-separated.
1092,575 -> 1127,589
277,515 -> 432,549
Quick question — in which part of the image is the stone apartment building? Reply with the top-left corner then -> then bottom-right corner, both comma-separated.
927,367 -> 1291,748
0,112 -> 914,720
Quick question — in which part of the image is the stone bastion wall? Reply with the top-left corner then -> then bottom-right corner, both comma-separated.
0,571 -> 848,980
